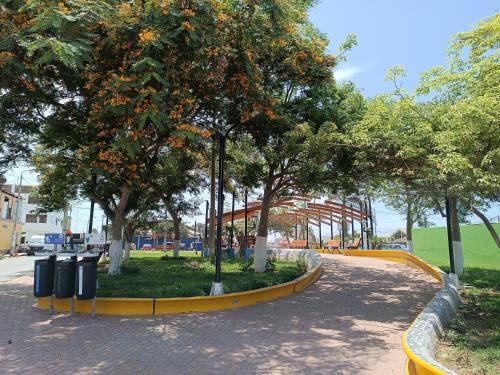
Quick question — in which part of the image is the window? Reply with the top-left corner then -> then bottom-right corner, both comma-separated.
28,196 -> 41,204
2,198 -> 9,219
38,215 -> 47,223
26,214 -> 38,223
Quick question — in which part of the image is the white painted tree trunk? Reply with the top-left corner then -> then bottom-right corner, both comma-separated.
108,239 -> 123,275
254,236 -> 267,273
406,240 -> 414,253
174,240 -> 180,257
453,240 -> 464,276
124,241 -> 131,261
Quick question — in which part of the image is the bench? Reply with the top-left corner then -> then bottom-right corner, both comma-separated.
326,239 -> 341,254
289,240 -> 308,249
347,238 -> 361,249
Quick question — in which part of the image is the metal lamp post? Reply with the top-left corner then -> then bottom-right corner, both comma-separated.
210,121 -> 240,295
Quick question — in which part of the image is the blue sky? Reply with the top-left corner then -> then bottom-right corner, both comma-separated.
310,0 -> 499,97
308,0 -> 499,234
5,1 -> 499,236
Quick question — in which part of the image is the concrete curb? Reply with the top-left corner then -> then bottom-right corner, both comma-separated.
34,249 -> 322,316
402,270 -> 461,375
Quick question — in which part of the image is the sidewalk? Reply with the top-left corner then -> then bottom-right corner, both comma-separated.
0,254 -> 440,374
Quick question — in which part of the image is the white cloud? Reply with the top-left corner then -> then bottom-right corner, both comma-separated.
334,65 -> 367,81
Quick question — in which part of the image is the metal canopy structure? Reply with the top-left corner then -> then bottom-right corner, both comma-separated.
215,196 -> 370,226
206,194 -> 374,249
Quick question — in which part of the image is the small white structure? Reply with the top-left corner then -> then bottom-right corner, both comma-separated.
2,185 -> 67,241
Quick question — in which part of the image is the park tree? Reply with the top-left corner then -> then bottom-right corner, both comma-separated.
7,0 -> 249,273
150,147 -> 204,257
0,0 -> 110,179
352,13 -> 500,274
216,3 -> 340,272
376,181 -> 431,252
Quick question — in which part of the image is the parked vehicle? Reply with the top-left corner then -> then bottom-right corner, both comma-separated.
378,243 -> 408,251
25,235 -> 46,255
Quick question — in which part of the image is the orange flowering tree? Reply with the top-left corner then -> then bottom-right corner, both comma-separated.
0,0 -> 110,177
3,0 -> 236,273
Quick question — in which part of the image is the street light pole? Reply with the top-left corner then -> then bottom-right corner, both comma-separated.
204,200 -> 209,243
229,191 -> 235,252
359,201 -> 365,249
244,189 -> 248,255
306,215 -> 309,249
211,133 -> 226,295
318,216 -> 322,249
330,216 -> 333,240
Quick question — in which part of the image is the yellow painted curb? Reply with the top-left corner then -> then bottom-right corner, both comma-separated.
33,261 -> 322,316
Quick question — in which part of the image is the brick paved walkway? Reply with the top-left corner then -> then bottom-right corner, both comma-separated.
0,254 -> 440,375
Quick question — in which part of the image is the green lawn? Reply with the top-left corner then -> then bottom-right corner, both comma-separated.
97,251 -> 304,298
414,224 -> 500,373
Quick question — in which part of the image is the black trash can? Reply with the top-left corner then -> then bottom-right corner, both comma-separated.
54,259 -> 76,298
34,256 -> 57,297
75,261 -> 97,300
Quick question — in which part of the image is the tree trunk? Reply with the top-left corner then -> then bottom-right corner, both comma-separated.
172,213 -> 181,257
108,188 -> 130,275
165,202 -> 182,257
123,225 -> 134,261
406,201 -> 414,253
471,206 -> 500,248
208,142 -> 216,259
254,177 -> 274,273
450,197 -> 464,276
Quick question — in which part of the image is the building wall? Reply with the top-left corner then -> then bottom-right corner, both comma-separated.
1,185 -> 65,241
0,189 -> 23,253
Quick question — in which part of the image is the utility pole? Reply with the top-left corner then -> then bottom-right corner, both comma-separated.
10,174 -> 23,256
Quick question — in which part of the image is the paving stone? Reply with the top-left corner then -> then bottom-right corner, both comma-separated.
0,255 -> 440,374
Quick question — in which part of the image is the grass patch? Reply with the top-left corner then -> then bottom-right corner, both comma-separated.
433,263 -> 500,373
97,251 -> 305,298
436,286 -> 500,374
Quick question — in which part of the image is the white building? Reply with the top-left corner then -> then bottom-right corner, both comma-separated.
1,185 -> 68,241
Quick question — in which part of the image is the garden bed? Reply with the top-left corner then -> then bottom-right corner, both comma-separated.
97,251 -> 305,298
435,267 -> 500,374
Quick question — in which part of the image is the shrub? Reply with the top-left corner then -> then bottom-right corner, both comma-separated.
239,258 -> 254,272
161,255 -> 186,261
186,260 -> 200,272
296,258 -> 308,274
265,257 -> 277,273
121,262 -> 140,274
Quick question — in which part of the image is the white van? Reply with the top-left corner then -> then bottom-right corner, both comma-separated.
25,235 -> 47,255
